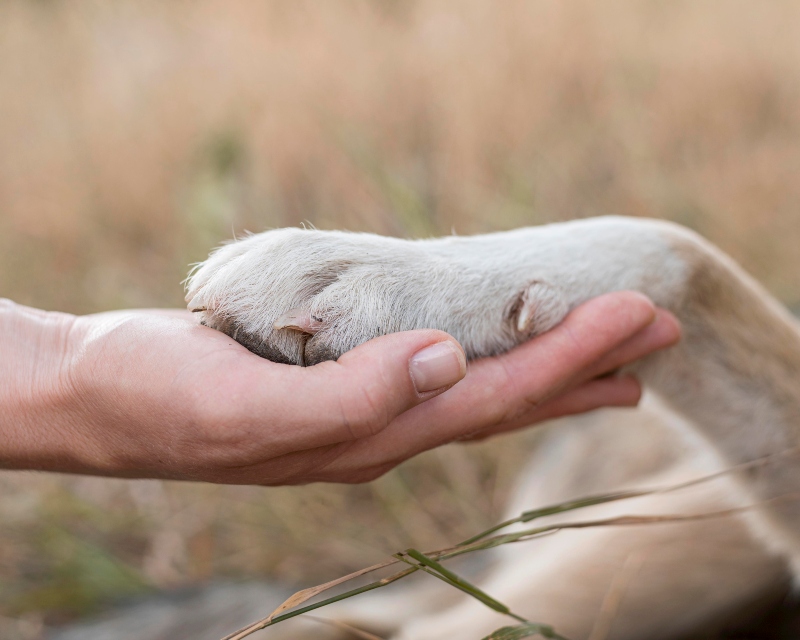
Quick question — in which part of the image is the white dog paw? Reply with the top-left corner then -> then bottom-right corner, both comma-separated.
185,228 -> 570,365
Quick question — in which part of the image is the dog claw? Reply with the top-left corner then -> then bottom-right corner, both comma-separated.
186,293 -> 206,312
274,308 -> 323,334
516,301 -> 534,332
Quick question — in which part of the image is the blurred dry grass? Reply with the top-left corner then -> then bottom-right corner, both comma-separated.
1,0 -> 800,636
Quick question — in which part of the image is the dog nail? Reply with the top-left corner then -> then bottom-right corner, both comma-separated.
186,294 -> 206,311
517,301 -> 534,332
273,309 -> 323,334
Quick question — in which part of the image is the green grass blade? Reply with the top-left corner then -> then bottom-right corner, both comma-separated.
401,548 -> 513,615
459,491 -> 646,545
221,567 -> 417,639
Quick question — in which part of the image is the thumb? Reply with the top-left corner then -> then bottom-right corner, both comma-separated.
306,330 -> 467,441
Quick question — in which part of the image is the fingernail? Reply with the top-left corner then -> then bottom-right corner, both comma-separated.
409,341 -> 467,393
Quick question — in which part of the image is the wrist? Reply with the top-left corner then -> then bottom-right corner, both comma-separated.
0,299 -> 87,472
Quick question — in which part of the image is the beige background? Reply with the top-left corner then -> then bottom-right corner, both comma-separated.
1,1 -> 799,636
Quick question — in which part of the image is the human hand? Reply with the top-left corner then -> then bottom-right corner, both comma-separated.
0,291 -> 679,484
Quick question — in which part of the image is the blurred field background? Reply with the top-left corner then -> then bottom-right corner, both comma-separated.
1,0 -> 800,637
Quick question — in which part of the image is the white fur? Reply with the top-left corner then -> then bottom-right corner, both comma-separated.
186,218 -> 686,364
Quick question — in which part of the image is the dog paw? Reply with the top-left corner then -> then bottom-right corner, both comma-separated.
185,228 -> 570,365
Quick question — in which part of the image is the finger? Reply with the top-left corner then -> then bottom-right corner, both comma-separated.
467,290 -> 656,411
458,309 -> 679,443
578,309 -> 681,382
246,445 -> 399,485
208,331 -> 468,483
313,291 -> 660,470
286,330 -> 467,444
192,328 -> 466,479
458,375 -> 643,442
415,290 -> 656,434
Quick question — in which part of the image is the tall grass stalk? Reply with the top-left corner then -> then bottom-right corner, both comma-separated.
221,450 -> 799,640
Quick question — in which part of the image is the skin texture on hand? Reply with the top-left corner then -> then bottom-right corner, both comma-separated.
0,292 -> 680,485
